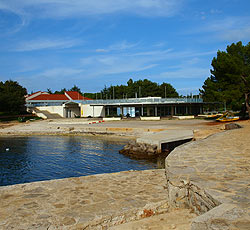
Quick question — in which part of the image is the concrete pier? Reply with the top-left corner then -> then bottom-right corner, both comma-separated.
136,129 -> 194,152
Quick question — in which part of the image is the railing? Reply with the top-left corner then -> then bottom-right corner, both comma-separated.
26,97 -> 203,107
81,97 -> 203,105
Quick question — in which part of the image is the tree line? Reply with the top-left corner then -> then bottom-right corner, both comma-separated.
47,79 -> 179,99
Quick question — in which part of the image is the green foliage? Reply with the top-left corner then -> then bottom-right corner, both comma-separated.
54,88 -> 66,94
48,80 -> 178,100
0,80 -> 27,114
83,93 -> 96,99
200,41 -> 250,112
47,88 -> 52,94
99,79 -> 178,99
70,85 -> 81,93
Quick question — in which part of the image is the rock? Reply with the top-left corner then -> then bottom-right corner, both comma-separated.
119,142 -> 160,159
224,123 -> 242,130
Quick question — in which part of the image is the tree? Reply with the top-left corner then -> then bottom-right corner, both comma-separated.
70,85 -> 81,93
0,80 -> 27,114
200,41 -> 250,116
54,88 -> 66,94
47,88 -> 52,94
98,79 -> 179,99
159,82 -> 179,98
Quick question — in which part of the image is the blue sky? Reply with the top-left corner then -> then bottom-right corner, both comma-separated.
0,0 -> 250,95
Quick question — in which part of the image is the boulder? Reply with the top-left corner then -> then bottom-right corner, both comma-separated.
225,123 -> 242,130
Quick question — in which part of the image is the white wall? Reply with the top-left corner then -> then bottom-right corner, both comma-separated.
37,106 -> 64,117
81,105 -> 105,117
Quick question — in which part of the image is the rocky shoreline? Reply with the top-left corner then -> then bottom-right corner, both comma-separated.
119,141 -> 164,159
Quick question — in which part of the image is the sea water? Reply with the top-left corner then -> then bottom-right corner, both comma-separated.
0,136 -> 157,186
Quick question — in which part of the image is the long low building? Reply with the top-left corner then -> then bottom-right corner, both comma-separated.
26,91 -> 204,118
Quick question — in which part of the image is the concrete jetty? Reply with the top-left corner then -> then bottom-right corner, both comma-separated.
137,129 -> 194,152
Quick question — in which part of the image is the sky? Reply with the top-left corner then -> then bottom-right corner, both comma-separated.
0,0 -> 250,95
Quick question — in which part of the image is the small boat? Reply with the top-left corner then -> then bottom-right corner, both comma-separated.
216,112 -> 239,122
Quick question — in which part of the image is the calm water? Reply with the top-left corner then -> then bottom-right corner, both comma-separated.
0,136 -> 157,186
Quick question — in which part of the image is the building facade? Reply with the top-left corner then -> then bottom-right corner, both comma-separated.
26,92 -> 203,118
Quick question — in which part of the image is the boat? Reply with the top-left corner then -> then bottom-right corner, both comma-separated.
216,112 -> 239,122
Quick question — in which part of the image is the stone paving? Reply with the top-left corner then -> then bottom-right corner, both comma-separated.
0,169 -> 171,230
110,208 -> 197,230
165,121 -> 250,229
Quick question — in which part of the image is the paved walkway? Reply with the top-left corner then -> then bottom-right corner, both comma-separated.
0,170 -> 173,230
165,121 -> 250,229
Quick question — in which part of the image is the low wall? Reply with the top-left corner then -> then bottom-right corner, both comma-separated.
140,117 -> 160,121
172,115 -> 195,119
103,117 -> 121,121
35,112 -> 47,119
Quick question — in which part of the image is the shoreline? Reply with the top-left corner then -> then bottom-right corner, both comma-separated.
0,118 -> 226,140
1,119 -> 249,229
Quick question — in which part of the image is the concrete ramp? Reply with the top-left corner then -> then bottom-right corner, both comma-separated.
33,108 -> 63,119
137,130 -> 193,151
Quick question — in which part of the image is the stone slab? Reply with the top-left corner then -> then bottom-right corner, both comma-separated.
137,130 -> 193,150
0,169 -> 169,230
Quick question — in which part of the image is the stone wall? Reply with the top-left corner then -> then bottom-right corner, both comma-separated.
165,126 -> 250,230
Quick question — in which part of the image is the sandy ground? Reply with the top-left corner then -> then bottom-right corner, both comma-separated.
0,118 -> 230,140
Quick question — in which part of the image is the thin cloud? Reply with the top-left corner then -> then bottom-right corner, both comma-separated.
160,67 -> 209,79
95,41 -> 140,53
1,0 -> 184,19
80,45 -> 215,79
39,68 -> 85,78
15,38 -> 81,51
190,16 -> 250,41
0,2 -> 29,35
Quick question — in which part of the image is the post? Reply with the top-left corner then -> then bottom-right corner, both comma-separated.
147,107 -> 150,116
155,106 -> 157,117
171,106 -> 174,116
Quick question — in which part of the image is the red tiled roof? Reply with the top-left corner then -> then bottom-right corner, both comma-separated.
29,94 -> 68,100
65,91 -> 92,100
26,91 -> 49,99
27,91 -> 92,101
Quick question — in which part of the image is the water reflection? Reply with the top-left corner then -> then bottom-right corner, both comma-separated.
0,136 -> 157,186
